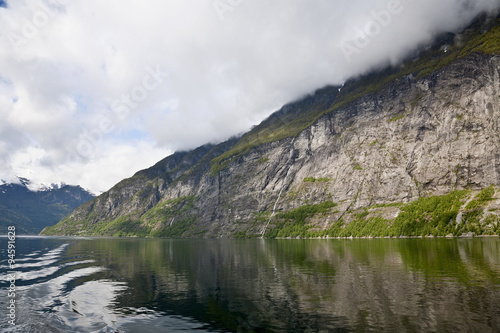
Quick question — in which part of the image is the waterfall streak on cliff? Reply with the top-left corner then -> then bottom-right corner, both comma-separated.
261,139 -> 296,238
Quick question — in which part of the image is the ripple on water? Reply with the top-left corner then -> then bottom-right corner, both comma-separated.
0,241 -> 121,332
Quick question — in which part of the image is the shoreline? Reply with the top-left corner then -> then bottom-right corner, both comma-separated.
6,234 -> 499,240
276,234 -> 500,240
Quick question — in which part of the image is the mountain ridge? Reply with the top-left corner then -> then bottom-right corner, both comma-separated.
42,13 -> 500,238
0,179 -> 95,234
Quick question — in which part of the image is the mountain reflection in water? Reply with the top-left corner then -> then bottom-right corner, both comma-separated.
0,237 -> 499,332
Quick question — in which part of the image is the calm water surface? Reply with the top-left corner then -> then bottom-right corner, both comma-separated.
0,237 -> 500,332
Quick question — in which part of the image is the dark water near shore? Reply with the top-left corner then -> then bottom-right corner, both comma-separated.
1,237 -> 500,332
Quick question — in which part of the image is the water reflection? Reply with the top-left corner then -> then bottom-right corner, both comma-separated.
1,237 -> 500,332
63,238 -> 500,332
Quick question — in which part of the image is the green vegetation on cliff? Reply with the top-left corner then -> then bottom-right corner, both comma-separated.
42,196 -> 199,237
265,201 -> 338,238
251,187 -> 500,239
303,177 -> 331,183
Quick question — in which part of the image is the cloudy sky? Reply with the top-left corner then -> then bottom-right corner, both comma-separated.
0,0 -> 498,193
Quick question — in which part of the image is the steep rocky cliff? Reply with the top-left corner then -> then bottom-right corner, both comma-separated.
42,15 -> 500,238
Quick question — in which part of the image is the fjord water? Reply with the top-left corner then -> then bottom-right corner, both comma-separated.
1,237 -> 500,332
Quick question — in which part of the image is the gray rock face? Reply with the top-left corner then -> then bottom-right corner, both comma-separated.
194,53 -> 500,236
43,53 -> 500,237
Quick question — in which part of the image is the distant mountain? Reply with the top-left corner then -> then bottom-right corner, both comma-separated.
0,178 -> 95,234
43,13 -> 500,238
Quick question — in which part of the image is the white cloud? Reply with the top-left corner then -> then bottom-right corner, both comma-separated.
13,139 -> 171,194
0,0 -> 498,193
